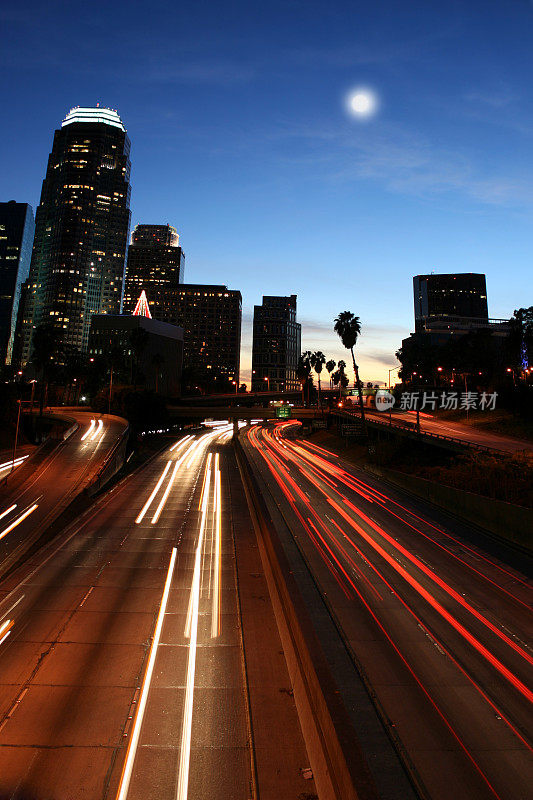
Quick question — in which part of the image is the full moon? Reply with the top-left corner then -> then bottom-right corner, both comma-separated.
346,88 -> 378,118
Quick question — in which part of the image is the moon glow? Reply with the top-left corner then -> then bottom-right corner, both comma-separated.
346,88 -> 378,118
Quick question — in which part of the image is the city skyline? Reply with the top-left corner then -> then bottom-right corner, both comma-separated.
1,1 -> 532,385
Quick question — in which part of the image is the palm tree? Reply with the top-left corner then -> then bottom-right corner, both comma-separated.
325,359 -> 336,390
296,353 -> 311,406
311,351 -> 326,408
333,360 -> 348,399
297,353 -> 312,406
334,312 -> 366,427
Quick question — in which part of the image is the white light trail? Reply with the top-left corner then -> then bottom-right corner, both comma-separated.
185,453 -> 213,638
0,503 -> 39,542
183,432 -> 213,469
0,504 -> 17,522
90,418 -> 104,441
115,547 -> 177,800
135,461 -> 171,524
151,439 -> 203,524
178,454 -> 212,800
0,619 -> 14,647
151,460 -> 181,524
0,456 -> 28,475
81,419 -> 95,441
211,453 -> 222,638
170,435 -> 193,452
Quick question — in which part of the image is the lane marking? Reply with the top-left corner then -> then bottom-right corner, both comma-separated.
0,596 -> 24,624
116,546 -> 177,800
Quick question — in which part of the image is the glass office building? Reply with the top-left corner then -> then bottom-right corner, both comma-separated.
21,106 -> 131,364
0,201 -> 35,365
251,294 -> 301,392
122,223 -> 185,316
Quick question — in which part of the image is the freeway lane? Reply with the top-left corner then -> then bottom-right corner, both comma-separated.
0,412 -> 128,574
0,423 -> 312,800
244,422 -> 533,800
359,408 -> 532,453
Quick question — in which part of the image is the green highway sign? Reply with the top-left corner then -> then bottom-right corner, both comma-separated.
276,406 -> 292,419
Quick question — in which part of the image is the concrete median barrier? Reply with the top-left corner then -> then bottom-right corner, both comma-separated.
364,465 -> 532,554
234,436 -> 384,800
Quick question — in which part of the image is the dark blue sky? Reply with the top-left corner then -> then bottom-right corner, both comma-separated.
2,0 -> 532,383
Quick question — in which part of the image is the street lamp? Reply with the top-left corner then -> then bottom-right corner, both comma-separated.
232,380 -> 238,394
9,399 -> 23,479
264,376 -> 270,391
29,379 -> 37,412
388,365 -> 400,390
388,365 -> 401,425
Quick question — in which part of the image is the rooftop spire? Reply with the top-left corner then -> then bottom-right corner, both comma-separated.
132,290 -> 152,319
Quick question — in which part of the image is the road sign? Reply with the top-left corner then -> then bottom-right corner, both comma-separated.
276,406 -> 292,419
341,423 -> 364,437
312,419 -> 327,429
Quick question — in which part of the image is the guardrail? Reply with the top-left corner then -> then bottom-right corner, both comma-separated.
332,409 -> 506,454
87,424 -> 130,496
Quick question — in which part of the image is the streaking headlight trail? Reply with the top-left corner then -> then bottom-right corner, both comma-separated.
0,456 -> 28,475
0,618 -> 14,647
0,503 -> 39,542
90,419 -> 104,441
81,419 -> 95,441
115,547 -> 177,800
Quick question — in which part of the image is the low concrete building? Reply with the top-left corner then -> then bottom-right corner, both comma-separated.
88,311 -> 183,396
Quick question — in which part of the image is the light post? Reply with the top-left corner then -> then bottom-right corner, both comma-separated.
388,366 -> 400,425
232,380 -> 238,394
29,379 -> 37,412
10,399 -> 22,478
108,364 -> 113,415
264,375 -> 270,391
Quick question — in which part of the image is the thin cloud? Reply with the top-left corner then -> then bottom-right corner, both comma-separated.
141,60 -> 255,86
266,118 -> 533,209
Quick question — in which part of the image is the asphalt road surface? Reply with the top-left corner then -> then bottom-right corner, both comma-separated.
0,424 -> 272,800
354,408 -> 532,453
0,412 -> 128,574
244,421 -> 533,800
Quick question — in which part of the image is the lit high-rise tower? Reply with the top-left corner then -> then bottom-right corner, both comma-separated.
123,223 -> 185,317
21,106 -> 132,364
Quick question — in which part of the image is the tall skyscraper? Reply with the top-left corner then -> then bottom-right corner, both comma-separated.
413,273 -> 489,331
158,284 -> 241,390
0,201 -> 35,365
21,106 -> 131,365
122,223 -> 185,316
251,294 -> 301,392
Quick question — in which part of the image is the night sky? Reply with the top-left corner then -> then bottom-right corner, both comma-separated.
2,0 -> 532,384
